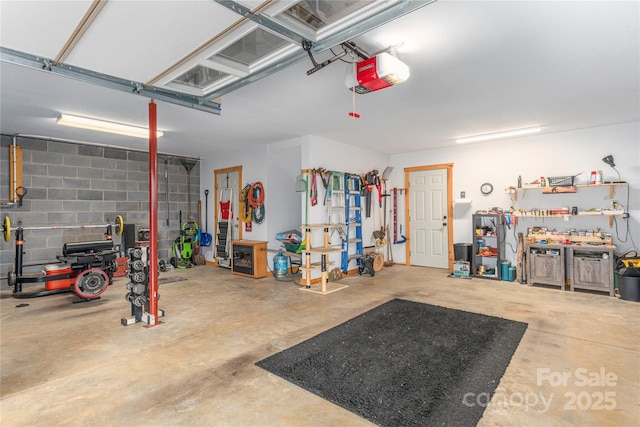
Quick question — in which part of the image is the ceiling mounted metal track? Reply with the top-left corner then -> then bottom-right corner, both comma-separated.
0,1 -> 435,116
0,47 -> 222,115
214,0 -> 310,45
204,0 -> 437,100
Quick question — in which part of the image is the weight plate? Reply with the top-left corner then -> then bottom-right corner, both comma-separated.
132,283 -> 146,295
7,271 -> 16,286
115,215 -> 124,236
3,216 -> 10,242
74,268 -> 109,298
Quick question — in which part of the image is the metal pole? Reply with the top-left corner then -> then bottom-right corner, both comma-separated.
148,100 -> 159,326
14,224 -> 112,231
14,228 -> 24,293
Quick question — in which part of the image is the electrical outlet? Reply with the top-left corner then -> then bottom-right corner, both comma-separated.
460,191 -> 465,198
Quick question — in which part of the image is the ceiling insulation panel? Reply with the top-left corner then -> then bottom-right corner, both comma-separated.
64,1 -> 241,82
0,0 -> 93,59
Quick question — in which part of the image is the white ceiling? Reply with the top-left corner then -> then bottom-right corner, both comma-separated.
1,0 -> 638,158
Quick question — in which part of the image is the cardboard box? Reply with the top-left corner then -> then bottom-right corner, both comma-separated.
453,261 -> 470,278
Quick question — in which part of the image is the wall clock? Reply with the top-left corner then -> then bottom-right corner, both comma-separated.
480,183 -> 493,195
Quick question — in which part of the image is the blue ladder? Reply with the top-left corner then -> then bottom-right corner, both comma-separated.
342,174 -> 363,273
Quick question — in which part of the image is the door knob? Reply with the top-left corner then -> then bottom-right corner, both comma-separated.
443,222 -> 447,226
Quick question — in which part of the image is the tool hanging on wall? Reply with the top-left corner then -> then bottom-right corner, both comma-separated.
393,187 -> 398,243
361,169 -> 379,218
248,181 -> 265,224
15,186 -> 27,207
295,174 -> 307,192
319,168 -> 331,205
304,170 -> 311,225
8,142 -> 22,206
180,159 -> 198,221
200,190 -> 212,247
310,171 -> 318,206
193,200 -> 205,265
240,184 -> 252,224
373,193 -> 386,248
165,159 -> 170,226
393,188 -> 407,244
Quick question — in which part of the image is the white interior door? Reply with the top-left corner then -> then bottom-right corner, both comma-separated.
409,168 -> 449,268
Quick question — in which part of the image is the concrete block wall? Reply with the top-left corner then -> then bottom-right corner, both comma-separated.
0,135 -> 200,288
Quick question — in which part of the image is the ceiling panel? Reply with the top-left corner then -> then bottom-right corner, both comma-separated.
0,1 -> 638,158
65,1 -> 241,82
0,0 -> 93,58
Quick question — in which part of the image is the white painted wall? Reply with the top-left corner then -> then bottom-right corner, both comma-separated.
199,121 -> 639,274
198,145 -> 270,262
298,136 -> 391,280
267,138 -> 303,250
389,121 -> 640,265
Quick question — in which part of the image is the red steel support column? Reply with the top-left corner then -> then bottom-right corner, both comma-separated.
148,100 -> 159,325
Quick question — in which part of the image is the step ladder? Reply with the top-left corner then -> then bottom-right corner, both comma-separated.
327,171 -> 345,243
342,174 -> 363,273
216,187 -> 233,268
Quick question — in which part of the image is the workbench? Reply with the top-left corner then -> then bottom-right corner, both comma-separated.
525,235 -> 615,296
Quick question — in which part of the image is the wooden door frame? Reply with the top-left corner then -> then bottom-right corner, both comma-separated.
214,165 -> 243,245
404,163 -> 454,270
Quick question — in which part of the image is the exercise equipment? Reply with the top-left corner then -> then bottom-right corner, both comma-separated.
170,213 -> 199,269
121,245 -> 165,326
3,215 -> 123,243
4,215 -> 123,300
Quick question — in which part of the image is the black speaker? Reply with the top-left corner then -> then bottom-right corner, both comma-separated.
123,223 -> 137,253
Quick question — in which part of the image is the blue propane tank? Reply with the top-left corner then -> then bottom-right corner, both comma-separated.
273,249 -> 288,278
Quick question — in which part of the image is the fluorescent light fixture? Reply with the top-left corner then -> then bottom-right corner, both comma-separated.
56,114 -> 163,139
456,126 -> 541,144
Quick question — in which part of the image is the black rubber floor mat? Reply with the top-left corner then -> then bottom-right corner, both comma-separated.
256,298 -> 527,426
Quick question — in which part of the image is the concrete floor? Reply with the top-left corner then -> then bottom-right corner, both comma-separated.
1,265 -> 638,426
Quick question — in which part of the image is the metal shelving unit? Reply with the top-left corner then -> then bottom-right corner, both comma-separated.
471,213 -> 506,280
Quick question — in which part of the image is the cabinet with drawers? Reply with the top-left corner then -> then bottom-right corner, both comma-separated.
526,244 -> 566,290
525,240 -> 615,296
569,246 -> 614,296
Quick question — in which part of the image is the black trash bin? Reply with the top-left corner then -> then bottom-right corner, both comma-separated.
454,243 -> 472,262
616,268 -> 640,302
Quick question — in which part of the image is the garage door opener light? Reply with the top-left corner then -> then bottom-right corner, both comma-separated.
56,114 -> 163,139
456,126 -> 541,144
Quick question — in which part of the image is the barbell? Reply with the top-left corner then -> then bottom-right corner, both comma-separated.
3,215 -> 124,243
